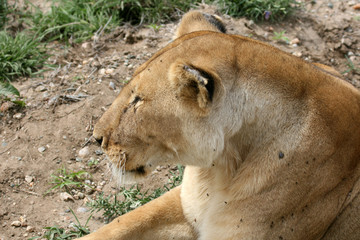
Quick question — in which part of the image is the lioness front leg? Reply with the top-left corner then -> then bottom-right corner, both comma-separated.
78,186 -> 197,240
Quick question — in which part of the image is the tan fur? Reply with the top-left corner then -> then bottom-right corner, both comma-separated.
79,11 -> 360,240
174,10 -> 226,39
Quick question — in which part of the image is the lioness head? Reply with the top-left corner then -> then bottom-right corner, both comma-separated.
93,33 -> 237,182
93,11 -> 231,183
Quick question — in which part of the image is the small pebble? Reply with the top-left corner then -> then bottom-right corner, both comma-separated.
60,192 -> 74,202
11,221 -> 21,227
35,85 -> 46,92
85,185 -> 95,195
77,207 -> 88,213
13,113 -> 23,119
109,81 -> 116,90
26,226 -> 35,233
77,192 -> 85,199
290,38 -> 300,45
348,1 -> 356,6
99,68 -> 106,75
38,146 -> 46,153
105,69 -> 115,74
81,42 -> 92,50
25,176 -> 34,183
95,149 -> 103,155
78,147 -> 90,158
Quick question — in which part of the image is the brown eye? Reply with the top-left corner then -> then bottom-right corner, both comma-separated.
132,96 -> 141,105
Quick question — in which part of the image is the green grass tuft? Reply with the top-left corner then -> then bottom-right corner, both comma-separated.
0,81 -> 25,107
0,31 -> 48,81
88,165 -> 184,222
45,167 -> 92,195
28,0 -> 122,43
0,0 -> 7,29
343,55 -> 360,75
30,209 -> 91,240
216,0 -> 300,22
25,0 -> 201,44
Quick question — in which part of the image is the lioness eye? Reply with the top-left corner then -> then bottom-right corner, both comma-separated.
132,96 -> 141,104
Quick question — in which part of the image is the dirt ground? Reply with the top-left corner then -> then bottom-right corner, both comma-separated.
1,1 -> 359,239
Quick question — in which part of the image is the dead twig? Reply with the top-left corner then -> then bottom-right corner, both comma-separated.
0,146 -> 12,155
19,189 -> 40,196
82,135 -> 94,148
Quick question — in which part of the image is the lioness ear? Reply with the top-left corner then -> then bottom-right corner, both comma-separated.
169,62 -> 216,109
175,11 -> 226,39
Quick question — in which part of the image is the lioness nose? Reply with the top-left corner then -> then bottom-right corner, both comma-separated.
94,136 -> 103,146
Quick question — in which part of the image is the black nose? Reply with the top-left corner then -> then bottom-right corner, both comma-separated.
94,137 -> 103,146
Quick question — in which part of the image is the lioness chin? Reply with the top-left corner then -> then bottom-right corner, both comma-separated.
79,11 -> 360,240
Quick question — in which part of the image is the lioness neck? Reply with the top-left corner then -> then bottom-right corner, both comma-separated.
181,32 -> 360,240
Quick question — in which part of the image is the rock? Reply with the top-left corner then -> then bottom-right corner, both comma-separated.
25,176 -> 34,183
99,68 -> 106,75
95,149 -> 103,155
109,81 -> 116,90
348,1 -> 356,6
35,85 -> 46,92
11,221 -> 21,227
341,38 -> 353,47
78,147 -> 90,158
293,52 -> 302,57
60,192 -> 74,202
85,185 -> 95,195
77,192 -> 85,199
13,113 -> 23,119
353,3 -> 360,10
81,42 -> 92,50
38,146 -> 46,153
290,38 -> 300,45
48,96 -> 59,106
105,68 -> 115,74
1,102 -> 15,112
26,226 -> 35,232
77,207 -> 88,213
100,181 -> 106,186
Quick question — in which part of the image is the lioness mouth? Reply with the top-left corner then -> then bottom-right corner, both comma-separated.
130,165 -> 146,175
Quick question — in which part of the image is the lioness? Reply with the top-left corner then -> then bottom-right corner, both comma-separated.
80,11 -> 360,240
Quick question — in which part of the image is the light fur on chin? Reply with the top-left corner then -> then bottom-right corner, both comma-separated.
107,155 -> 147,186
